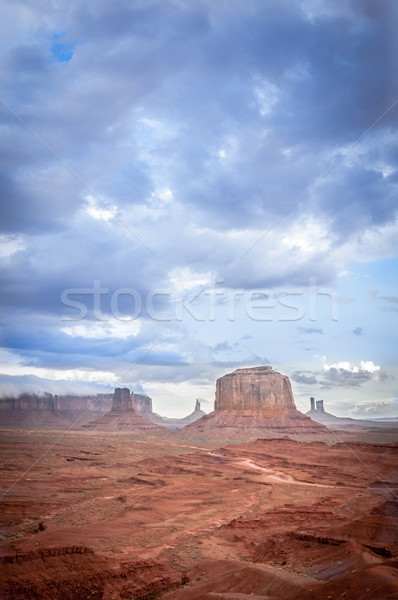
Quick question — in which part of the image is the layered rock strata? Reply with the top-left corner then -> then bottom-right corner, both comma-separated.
214,366 -> 294,411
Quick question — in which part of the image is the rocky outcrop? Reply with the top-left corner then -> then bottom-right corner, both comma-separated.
215,366 -> 294,412
181,366 -> 329,441
112,388 -> 134,412
0,546 -> 182,600
83,388 -> 160,431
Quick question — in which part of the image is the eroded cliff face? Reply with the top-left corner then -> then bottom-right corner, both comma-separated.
215,366 -> 294,412
134,394 -> 153,416
0,394 -> 113,429
111,388 -> 136,412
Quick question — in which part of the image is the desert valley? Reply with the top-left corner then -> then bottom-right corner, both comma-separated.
0,366 -> 397,600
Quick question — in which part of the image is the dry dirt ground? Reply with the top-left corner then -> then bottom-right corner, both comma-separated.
0,427 -> 397,599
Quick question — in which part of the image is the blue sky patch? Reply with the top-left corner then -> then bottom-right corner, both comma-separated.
51,41 -> 74,63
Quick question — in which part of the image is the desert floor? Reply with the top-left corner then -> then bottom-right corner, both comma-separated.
0,427 -> 397,599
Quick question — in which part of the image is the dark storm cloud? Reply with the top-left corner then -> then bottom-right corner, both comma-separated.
315,161 -> 398,238
291,372 -> 318,385
2,0 -> 397,231
213,341 -> 233,352
0,0 -> 397,385
322,365 -> 388,388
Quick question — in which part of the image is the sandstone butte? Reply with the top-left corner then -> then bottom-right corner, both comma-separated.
181,366 -> 329,438
83,387 -> 160,431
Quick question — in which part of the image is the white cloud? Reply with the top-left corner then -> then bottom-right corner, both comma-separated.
0,234 -> 25,258
322,358 -> 387,387
169,267 -> 214,292
253,76 -> 279,116
0,347 -> 117,386
62,319 -> 141,339
0,363 -> 118,386
351,221 -> 398,261
282,218 -> 331,257
85,195 -> 117,222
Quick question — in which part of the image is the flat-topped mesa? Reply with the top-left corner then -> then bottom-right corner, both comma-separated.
215,366 -> 294,412
111,388 -> 136,412
180,366 -> 329,440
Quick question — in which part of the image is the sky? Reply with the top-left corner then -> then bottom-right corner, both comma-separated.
0,0 -> 397,418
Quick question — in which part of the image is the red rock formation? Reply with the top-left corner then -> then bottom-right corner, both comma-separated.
181,366 -> 328,440
214,366 -> 294,411
111,387 -> 135,412
84,388 -> 160,431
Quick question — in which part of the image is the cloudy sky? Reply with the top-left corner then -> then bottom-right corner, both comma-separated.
1,0 -> 397,418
